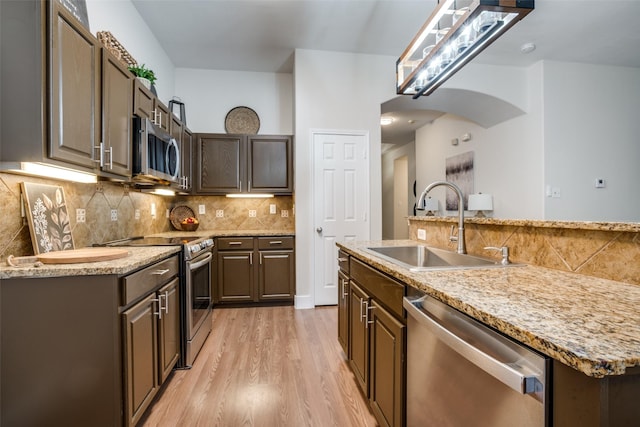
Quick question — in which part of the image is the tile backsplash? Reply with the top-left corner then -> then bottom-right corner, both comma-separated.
0,172 -> 294,261
409,217 -> 640,286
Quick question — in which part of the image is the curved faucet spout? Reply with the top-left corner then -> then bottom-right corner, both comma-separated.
417,180 -> 467,254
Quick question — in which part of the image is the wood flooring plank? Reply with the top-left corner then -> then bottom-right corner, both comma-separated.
140,306 -> 377,427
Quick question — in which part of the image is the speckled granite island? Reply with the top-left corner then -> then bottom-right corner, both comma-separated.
338,239 -> 640,425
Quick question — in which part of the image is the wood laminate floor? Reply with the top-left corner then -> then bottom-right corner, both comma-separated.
141,306 -> 378,427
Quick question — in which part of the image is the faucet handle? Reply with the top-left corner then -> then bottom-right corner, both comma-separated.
484,246 -> 510,265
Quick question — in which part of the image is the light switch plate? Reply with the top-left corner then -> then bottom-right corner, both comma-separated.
135,209 -> 140,220
151,203 -> 156,218
198,204 -> 206,215
417,229 -> 426,240
270,204 -> 277,214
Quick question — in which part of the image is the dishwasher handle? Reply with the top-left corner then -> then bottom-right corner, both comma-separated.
403,297 -> 539,395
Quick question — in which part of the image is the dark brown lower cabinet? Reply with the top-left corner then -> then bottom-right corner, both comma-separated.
123,277 -> 180,427
369,300 -> 405,427
337,269 -> 350,355
346,257 -> 406,427
216,236 -> 295,304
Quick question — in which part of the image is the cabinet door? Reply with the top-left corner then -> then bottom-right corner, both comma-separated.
338,270 -> 350,356
180,127 -> 193,191
247,135 -> 293,193
101,48 -> 132,177
369,301 -> 406,427
123,293 -> 159,427
154,100 -> 170,132
49,1 -> 100,169
258,250 -> 294,301
133,79 -> 154,119
349,281 -> 369,395
158,278 -> 180,384
195,134 -> 245,194
217,250 -> 255,302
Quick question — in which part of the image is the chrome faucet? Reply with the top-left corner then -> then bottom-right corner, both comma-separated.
417,181 -> 466,254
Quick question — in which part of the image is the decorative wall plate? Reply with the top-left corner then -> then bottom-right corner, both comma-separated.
225,106 -> 260,134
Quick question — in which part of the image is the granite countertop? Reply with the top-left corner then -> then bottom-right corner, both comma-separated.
337,239 -> 640,378
0,246 -> 181,279
1,230 -> 294,279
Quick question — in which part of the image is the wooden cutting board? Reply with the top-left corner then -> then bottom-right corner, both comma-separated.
36,248 -> 129,264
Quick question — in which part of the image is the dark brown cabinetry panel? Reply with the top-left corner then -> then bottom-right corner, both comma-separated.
195,133 -> 293,195
248,135 -> 293,193
49,1 -> 100,168
158,278 -> 181,384
369,300 -> 405,427
101,48 -> 133,177
196,134 -> 244,194
180,127 -> 194,192
338,269 -> 350,355
350,281 -> 370,394
217,250 -> 255,302
123,293 -> 159,427
345,255 -> 406,427
132,79 -> 170,132
215,236 -> 295,304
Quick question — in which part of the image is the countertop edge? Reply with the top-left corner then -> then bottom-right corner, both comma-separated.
337,240 -> 640,378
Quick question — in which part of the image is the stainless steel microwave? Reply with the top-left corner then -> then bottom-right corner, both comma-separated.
132,117 -> 180,184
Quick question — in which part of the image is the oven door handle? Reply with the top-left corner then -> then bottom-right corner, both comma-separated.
189,251 -> 213,270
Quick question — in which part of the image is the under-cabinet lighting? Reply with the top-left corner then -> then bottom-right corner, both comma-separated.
1,162 -> 98,183
226,193 -> 274,199
141,188 -> 176,196
397,0 -> 534,98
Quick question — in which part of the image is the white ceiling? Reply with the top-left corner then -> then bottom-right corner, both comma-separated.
132,0 -> 640,145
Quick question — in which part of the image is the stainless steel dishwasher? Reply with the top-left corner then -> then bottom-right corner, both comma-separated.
403,288 -> 550,426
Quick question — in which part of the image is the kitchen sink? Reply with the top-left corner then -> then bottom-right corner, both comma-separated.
364,245 -> 521,272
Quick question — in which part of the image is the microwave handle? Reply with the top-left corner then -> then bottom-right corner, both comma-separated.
166,138 -> 180,181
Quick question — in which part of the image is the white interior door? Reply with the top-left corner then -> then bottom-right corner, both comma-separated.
313,131 -> 369,306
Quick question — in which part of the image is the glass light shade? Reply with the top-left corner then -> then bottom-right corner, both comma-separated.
396,0 -> 534,97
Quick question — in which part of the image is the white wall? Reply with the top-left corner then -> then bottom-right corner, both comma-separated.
294,49 -> 397,308
382,142 -> 416,239
86,0 -> 175,104
415,62 -> 545,220
173,69 -> 293,134
543,61 -> 640,221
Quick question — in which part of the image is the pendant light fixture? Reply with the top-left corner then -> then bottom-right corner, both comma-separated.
396,0 -> 534,98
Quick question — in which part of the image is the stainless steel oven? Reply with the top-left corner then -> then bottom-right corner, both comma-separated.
184,247 -> 213,367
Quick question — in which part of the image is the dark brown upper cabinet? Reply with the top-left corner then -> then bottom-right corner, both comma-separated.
194,133 -> 293,195
133,80 -> 170,133
0,1 -> 132,179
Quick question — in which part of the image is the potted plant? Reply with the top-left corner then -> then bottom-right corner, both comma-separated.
128,64 -> 157,90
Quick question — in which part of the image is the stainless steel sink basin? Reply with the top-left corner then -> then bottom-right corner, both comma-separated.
364,245 -> 521,272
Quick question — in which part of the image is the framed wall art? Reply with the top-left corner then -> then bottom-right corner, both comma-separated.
445,151 -> 474,211
21,182 -> 75,254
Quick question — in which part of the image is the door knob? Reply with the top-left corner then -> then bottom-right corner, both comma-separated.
316,227 -> 323,233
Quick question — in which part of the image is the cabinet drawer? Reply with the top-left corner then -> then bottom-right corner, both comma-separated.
122,255 -> 179,306
217,237 -> 255,250
350,257 -> 405,320
257,236 -> 294,250
338,250 -> 350,274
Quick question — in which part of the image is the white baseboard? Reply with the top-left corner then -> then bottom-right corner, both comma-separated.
294,294 -> 314,309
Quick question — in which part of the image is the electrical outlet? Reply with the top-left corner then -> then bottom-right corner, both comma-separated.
135,209 -> 140,220
249,210 -> 257,217
75,208 -> 86,223
199,204 -> 206,215
417,229 -> 426,240
281,209 -> 289,217
110,209 -> 118,221
216,209 -> 224,218
270,204 -> 277,214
